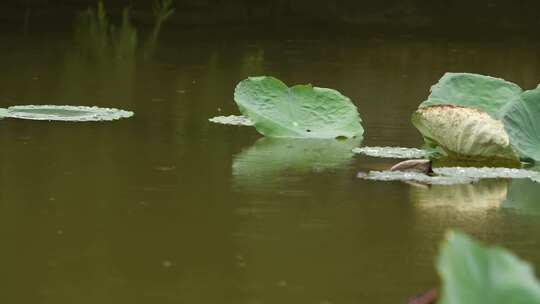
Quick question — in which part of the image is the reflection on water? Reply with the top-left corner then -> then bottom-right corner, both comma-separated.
233,138 -> 361,192
411,179 -> 509,212
503,179 -> 540,215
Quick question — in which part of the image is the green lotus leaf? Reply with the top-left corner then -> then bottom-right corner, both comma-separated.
437,231 -> 540,304
412,105 -> 520,164
502,86 -> 540,161
420,73 -> 522,119
234,76 -> 364,139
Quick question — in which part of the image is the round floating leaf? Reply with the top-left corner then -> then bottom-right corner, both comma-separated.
437,231 -> 540,304
503,86 -> 540,161
420,73 -> 522,119
357,170 -> 477,185
412,105 -> 520,164
208,115 -> 254,126
4,105 -> 133,121
434,167 -> 539,181
352,146 -> 428,159
234,76 -> 364,139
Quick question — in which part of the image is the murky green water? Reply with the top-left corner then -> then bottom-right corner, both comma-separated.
1,24 -> 540,303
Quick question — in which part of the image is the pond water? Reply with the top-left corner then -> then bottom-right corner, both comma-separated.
1,22 -> 540,303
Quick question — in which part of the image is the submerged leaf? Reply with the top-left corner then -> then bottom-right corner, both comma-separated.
234,76 -> 363,139
208,115 -> 254,126
420,73 -> 522,119
437,231 -> 540,304
412,105 -> 519,164
352,146 -> 428,159
503,86 -> 540,162
0,108 -> 7,118
4,105 -> 133,121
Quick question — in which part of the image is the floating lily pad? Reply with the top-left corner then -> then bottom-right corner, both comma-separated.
412,105 -> 520,164
234,76 -> 364,139
420,73 -> 522,119
352,146 -> 428,159
357,171 -> 477,185
434,167 -> 539,181
437,231 -> 540,304
2,105 -> 133,121
208,115 -> 254,126
358,166 -> 538,185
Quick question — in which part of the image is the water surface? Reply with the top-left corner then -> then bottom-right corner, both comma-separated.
1,23 -> 540,303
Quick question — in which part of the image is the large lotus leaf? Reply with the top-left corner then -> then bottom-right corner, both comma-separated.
234,76 -> 363,139
420,73 -> 522,119
412,105 -> 520,164
437,231 -> 540,304
503,86 -> 540,161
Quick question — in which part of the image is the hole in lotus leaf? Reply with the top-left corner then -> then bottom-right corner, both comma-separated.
4,105 -> 133,121
352,146 -> 428,159
208,115 -> 254,126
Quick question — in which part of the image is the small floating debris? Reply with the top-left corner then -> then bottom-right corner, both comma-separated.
0,105 -> 133,121
352,146 -> 428,159
357,171 -> 478,185
209,115 -> 254,126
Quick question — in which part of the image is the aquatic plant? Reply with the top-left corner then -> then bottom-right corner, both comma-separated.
144,0 -> 176,59
413,73 -> 540,163
437,231 -> 540,304
358,166 -> 539,184
75,0 -> 174,60
75,1 -> 136,60
0,105 -> 133,122
232,76 -> 364,138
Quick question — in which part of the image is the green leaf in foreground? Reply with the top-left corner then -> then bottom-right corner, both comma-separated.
420,73 -> 522,119
234,76 -> 363,139
503,86 -> 540,162
412,105 -> 520,164
437,231 -> 540,304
